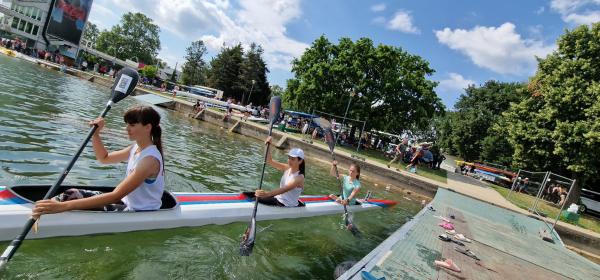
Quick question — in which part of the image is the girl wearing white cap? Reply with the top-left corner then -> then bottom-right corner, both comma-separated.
254,136 -> 305,207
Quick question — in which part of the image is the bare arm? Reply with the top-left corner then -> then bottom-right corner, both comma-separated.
347,187 -> 361,201
264,136 -> 288,172
33,157 -> 160,215
330,160 -> 339,178
259,176 -> 304,197
90,117 -> 131,164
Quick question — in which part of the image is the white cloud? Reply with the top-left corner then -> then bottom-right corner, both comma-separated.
87,2 -> 119,30
387,10 -> 419,34
95,0 -> 308,71
437,73 -> 475,92
550,0 -> 600,24
371,3 -> 386,12
435,22 -> 555,75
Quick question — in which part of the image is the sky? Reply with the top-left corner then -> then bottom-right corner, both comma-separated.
87,0 -> 600,108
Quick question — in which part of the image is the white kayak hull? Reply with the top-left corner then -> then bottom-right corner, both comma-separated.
0,186 -> 396,241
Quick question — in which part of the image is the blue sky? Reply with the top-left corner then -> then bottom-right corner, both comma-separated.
87,0 -> 600,108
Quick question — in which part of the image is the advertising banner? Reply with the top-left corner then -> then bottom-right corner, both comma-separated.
46,0 -> 94,45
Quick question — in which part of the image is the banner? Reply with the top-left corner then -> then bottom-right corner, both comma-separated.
46,0 -> 94,45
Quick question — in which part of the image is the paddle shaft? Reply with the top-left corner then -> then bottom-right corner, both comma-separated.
250,122 -> 276,218
330,152 -> 351,218
0,102 -> 113,268
328,97 -> 353,223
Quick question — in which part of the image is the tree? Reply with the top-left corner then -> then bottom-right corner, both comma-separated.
207,44 -> 244,101
284,36 -> 444,133
271,85 -> 284,97
82,22 -> 99,46
240,43 -> 271,105
95,12 -> 161,64
181,40 -> 208,86
442,81 -> 527,163
503,23 -> 600,201
170,68 -> 177,83
141,65 -> 158,79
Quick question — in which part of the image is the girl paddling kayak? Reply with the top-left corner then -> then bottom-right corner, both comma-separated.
253,136 -> 305,207
33,106 -> 165,216
329,161 -> 361,205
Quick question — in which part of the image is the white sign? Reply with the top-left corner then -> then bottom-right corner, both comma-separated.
115,75 -> 133,93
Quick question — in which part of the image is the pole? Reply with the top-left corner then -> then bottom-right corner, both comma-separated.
356,120 -> 366,152
506,169 -> 522,201
246,79 -> 256,105
531,171 -> 550,214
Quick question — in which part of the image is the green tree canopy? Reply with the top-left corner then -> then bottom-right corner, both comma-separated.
284,36 -> 444,133
207,44 -> 244,101
96,12 -> 161,65
503,23 -> 600,197
82,22 -> 99,46
240,43 -> 271,105
141,65 -> 158,78
181,40 -> 208,86
441,81 -> 527,164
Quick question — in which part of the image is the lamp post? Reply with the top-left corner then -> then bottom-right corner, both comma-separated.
245,79 -> 256,105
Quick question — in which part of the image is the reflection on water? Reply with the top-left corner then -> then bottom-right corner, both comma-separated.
0,56 -> 421,279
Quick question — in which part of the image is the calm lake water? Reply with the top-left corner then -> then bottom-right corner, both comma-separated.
0,56 -> 421,280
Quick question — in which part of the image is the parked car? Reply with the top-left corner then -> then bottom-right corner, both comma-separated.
580,188 -> 600,214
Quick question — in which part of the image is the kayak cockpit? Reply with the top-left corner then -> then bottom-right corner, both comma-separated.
7,185 -> 178,210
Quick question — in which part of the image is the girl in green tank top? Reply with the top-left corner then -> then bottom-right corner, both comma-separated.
328,161 -> 361,205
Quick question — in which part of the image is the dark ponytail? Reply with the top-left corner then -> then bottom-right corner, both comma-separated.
299,159 -> 305,176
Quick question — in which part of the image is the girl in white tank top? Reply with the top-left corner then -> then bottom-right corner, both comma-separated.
254,137 -> 305,207
32,106 -> 165,217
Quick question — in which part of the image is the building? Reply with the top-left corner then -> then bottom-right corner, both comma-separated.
0,0 -> 53,49
0,0 -> 88,59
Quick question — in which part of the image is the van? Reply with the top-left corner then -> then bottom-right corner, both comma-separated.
580,189 -> 600,213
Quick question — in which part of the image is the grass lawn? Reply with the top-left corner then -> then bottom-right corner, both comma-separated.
491,185 -> 600,234
285,132 -> 448,184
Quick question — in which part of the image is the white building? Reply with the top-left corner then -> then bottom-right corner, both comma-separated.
0,0 -> 85,55
0,0 -> 52,49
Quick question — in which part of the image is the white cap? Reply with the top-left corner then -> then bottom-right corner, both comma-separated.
288,148 -> 305,159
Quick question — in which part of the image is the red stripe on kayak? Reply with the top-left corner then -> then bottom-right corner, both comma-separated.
366,199 -> 397,207
299,196 -> 333,202
0,190 -> 16,200
176,194 -> 249,202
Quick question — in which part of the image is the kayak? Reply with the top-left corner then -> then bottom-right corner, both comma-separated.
0,185 -> 397,241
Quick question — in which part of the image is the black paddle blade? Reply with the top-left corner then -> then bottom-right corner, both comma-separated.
269,96 -> 282,125
344,213 -> 361,236
324,128 -> 336,153
110,67 -> 139,103
239,218 -> 256,256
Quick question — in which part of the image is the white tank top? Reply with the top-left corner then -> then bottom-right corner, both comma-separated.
275,169 -> 304,207
122,144 -> 164,211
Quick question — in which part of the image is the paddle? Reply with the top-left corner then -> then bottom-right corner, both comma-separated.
314,117 -> 360,236
0,68 -> 139,271
239,96 -> 282,256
